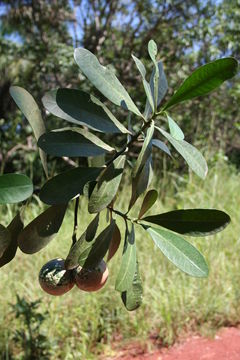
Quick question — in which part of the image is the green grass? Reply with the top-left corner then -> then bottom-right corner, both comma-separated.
1,161 -> 240,359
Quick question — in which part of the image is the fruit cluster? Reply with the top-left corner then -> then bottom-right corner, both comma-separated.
39,258 -> 108,296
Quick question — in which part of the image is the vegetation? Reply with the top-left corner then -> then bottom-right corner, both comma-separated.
9,296 -> 52,359
1,1 -> 240,179
1,39 -> 237,312
0,162 -> 240,359
0,1 -> 240,358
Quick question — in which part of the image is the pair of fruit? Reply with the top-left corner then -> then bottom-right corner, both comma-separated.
38,258 -> 109,296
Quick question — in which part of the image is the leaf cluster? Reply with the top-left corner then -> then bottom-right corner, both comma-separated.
0,39 -> 238,311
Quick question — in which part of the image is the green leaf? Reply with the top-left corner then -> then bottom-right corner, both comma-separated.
65,214 -> 100,270
121,261 -> 143,311
0,212 -> 24,268
142,209 -> 230,236
79,220 -> 116,269
163,57 -> 238,111
146,226 -> 209,277
40,167 -> 102,205
90,95 -> 130,134
129,155 -> 153,210
88,155 -> 126,213
88,154 -> 106,168
10,86 -> 48,177
132,54 -> 147,78
129,123 -> 154,210
86,214 -> 100,242
148,40 -> 159,109
107,223 -> 121,262
74,48 -> 142,117
38,128 -> 113,157
167,114 -> 184,140
148,39 -> 158,61
0,174 -> 33,204
132,54 -> 154,113
0,224 -> 11,258
18,204 -> 67,254
152,139 -> 171,156
138,189 -> 158,219
42,88 -> 124,133
144,61 -> 168,118
83,180 -> 98,200
156,127 -> 208,179
115,223 -> 136,292
133,122 -> 154,178
127,113 -> 133,143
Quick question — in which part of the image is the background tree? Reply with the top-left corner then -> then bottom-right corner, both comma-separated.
0,0 -> 239,181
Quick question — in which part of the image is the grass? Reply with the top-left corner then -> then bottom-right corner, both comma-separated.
1,160 -> 240,359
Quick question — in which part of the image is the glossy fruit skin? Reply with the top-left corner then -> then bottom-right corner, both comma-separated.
74,259 -> 109,292
39,258 -> 74,296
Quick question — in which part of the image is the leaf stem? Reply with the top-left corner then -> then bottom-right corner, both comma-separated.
72,196 -> 79,245
107,206 -> 131,222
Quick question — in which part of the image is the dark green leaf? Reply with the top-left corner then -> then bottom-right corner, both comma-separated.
42,88 -> 124,133
167,114 -> 184,140
83,181 -> 98,200
115,223 -> 136,292
0,224 -> 11,258
0,212 -> 24,268
88,155 -> 126,213
163,57 -> 238,110
129,123 -> 154,210
86,214 -> 100,242
90,95 -> 130,134
142,209 -> 230,236
65,214 -> 100,270
18,204 -> 67,254
156,127 -> 208,179
127,113 -> 133,143
107,223 -> 121,262
129,155 -> 153,210
144,61 -> 168,118
152,139 -> 171,156
38,128 -> 113,157
40,167 -> 102,205
74,48 -> 142,117
121,261 -> 143,311
133,122 -> 154,178
0,174 -> 33,204
138,189 -> 158,219
79,220 -> 116,269
146,226 -> 209,277
10,86 -> 48,177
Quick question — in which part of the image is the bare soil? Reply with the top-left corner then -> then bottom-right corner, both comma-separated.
106,327 -> 240,360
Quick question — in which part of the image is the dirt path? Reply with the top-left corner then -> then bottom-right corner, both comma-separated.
108,327 -> 240,360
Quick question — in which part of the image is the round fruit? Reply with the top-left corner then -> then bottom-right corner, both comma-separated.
39,258 -> 74,296
74,259 -> 109,292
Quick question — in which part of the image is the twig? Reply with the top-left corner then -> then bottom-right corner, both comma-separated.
107,206 -> 131,222
72,196 -> 80,245
106,118 -> 154,167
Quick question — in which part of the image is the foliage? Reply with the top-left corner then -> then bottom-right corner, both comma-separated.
0,162 -> 240,359
1,0 -> 240,179
10,295 -> 51,359
0,40 -> 237,311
